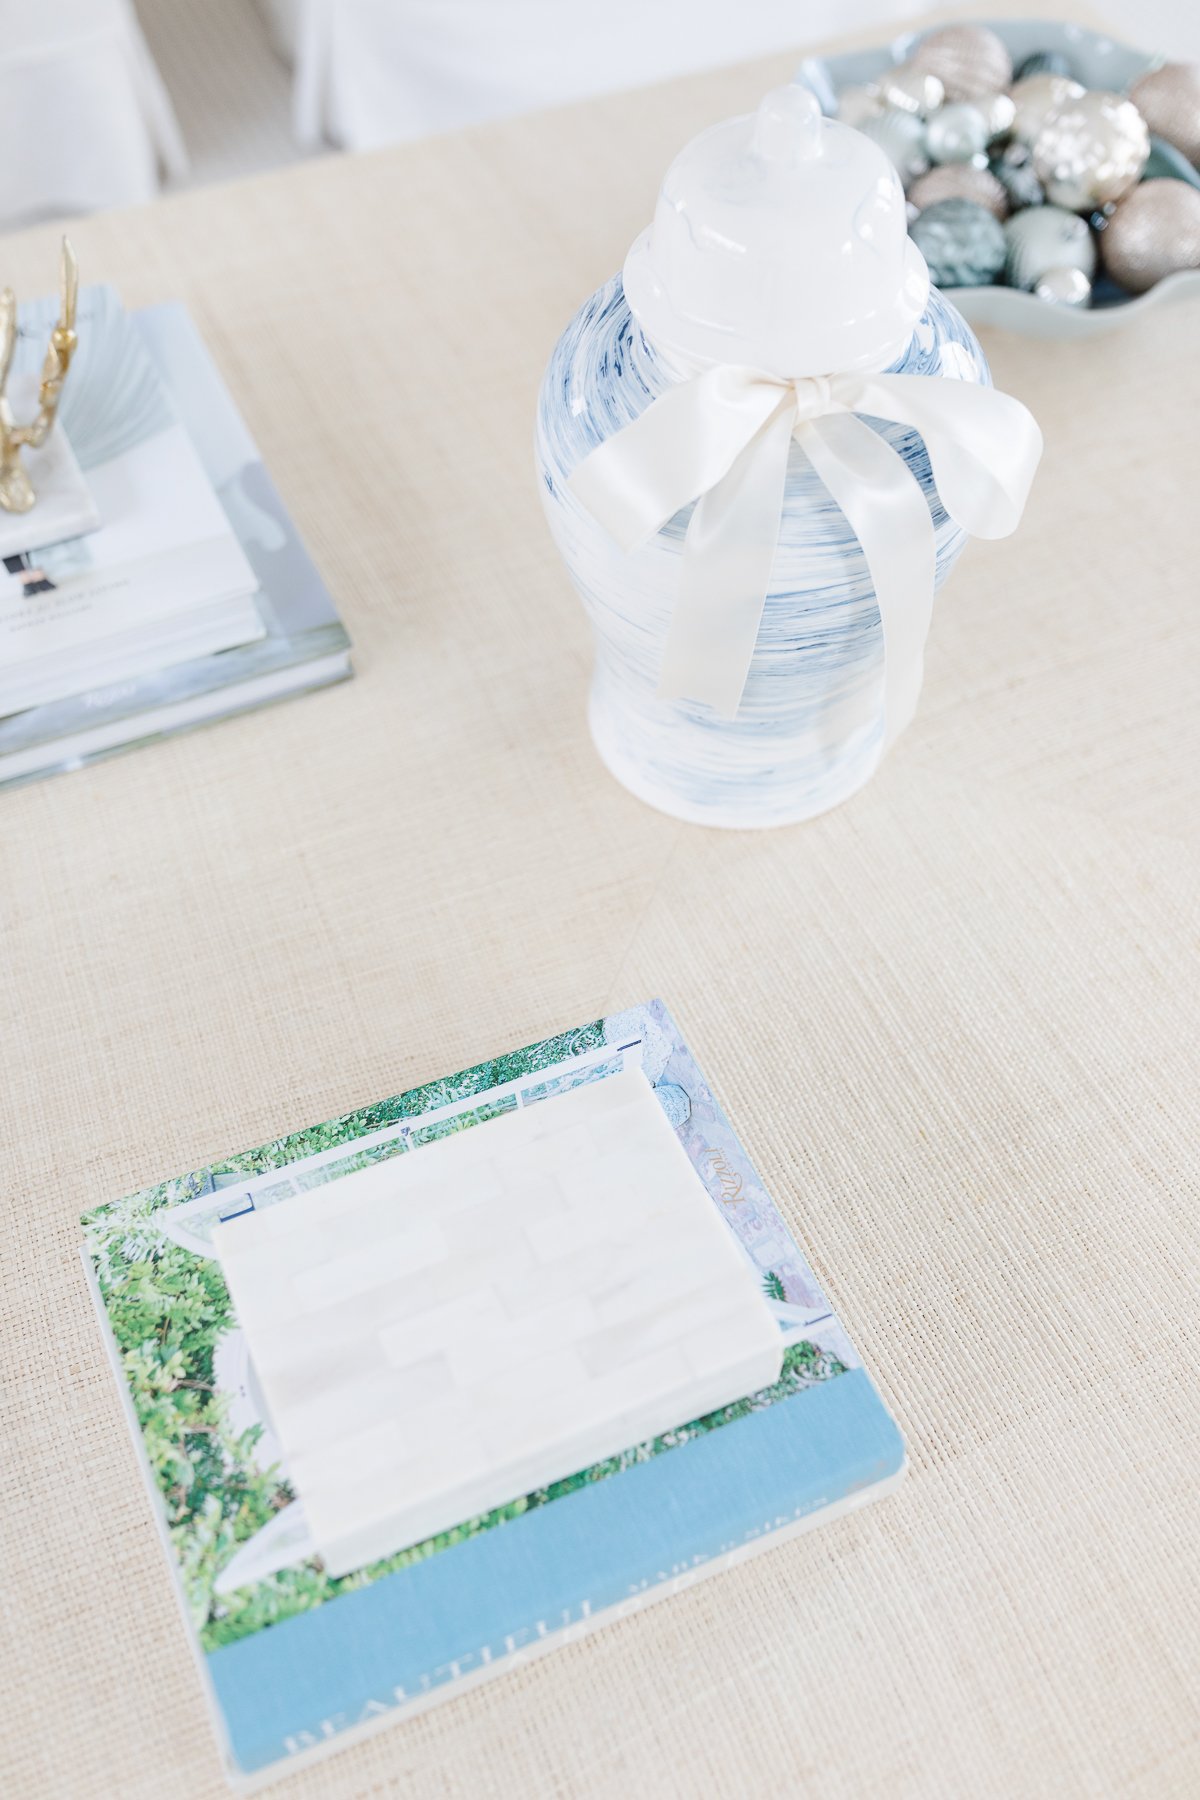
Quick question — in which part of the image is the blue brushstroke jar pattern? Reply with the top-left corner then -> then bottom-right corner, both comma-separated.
536,87 -> 991,829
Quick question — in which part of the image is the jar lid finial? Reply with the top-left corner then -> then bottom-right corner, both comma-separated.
623,84 -> 930,377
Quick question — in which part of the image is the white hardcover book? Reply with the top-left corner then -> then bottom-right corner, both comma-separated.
0,303 -> 352,788
0,287 -> 264,717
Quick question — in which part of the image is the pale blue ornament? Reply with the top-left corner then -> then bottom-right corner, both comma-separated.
909,197 -> 1007,287
1004,203 -> 1097,289
925,102 -> 989,165
859,108 -> 930,183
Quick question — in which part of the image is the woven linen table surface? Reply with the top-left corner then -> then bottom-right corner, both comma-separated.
2,9 -> 1198,1797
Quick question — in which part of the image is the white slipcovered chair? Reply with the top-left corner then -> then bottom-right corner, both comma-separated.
0,0 -> 187,229
262,0 -> 917,151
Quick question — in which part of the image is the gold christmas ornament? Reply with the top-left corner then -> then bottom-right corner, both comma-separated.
1129,61 -> 1200,166
1010,73 -> 1085,148
0,238 -> 80,514
1033,89 -> 1149,211
1100,178 -> 1200,292
910,24 -> 1013,102
908,162 -> 1009,220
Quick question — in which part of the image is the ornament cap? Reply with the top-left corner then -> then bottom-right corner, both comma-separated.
622,85 -> 930,378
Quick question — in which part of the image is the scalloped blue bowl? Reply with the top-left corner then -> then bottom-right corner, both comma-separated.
796,19 -> 1200,337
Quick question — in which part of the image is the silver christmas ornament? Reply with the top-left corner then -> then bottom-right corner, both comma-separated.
858,109 -> 930,185
1033,266 -> 1092,306
1129,61 -> 1200,167
909,196 -> 1007,288
837,84 -> 883,129
980,92 -> 1017,142
1033,89 -> 1150,211
1100,178 -> 1200,292
991,143 -> 1045,210
1004,204 -> 1097,290
908,162 -> 1009,219
925,102 -> 990,165
910,24 -> 1013,103
873,63 -> 945,119
1010,73 -> 1085,148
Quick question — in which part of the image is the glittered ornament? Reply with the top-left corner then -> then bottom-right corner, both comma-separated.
909,162 -> 1009,219
1033,90 -> 1150,211
925,101 -> 990,165
1004,204 -> 1097,290
1129,61 -> 1200,166
1144,134 -> 1200,191
1010,73 -> 1085,148
837,84 -> 883,128
1100,178 -> 1200,292
909,197 -> 1007,287
1014,50 -> 1075,82
858,109 -> 930,184
1034,266 -> 1092,306
910,24 -> 1013,103
873,63 -> 945,118
990,143 -> 1045,210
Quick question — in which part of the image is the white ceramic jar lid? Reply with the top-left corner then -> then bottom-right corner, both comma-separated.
623,85 -> 930,377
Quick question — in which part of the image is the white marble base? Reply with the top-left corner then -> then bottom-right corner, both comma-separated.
213,1068 -> 782,1577
0,400 -> 99,559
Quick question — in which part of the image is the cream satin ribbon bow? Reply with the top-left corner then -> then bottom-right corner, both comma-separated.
568,364 -> 1042,727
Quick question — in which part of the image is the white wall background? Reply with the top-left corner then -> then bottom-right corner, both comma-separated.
2,1 -> 1198,227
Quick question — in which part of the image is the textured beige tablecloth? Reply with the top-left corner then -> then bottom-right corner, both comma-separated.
3,12 -> 1199,1799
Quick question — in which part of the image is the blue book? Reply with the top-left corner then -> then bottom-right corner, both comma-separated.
82,1000 -> 904,1787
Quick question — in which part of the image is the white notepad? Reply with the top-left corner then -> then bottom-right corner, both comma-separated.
214,1067 -> 782,1577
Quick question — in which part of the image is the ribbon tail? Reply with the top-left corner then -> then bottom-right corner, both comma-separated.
845,372 -> 1043,540
801,413 -> 936,751
656,399 -> 795,718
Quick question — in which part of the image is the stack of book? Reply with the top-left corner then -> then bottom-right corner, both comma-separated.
82,998 -> 904,1785
0,285 -> 351,789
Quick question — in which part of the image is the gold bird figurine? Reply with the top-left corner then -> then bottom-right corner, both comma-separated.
0,237 -> 80,514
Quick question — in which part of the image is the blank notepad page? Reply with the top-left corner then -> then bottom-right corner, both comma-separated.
213,1067 -> 782,1576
